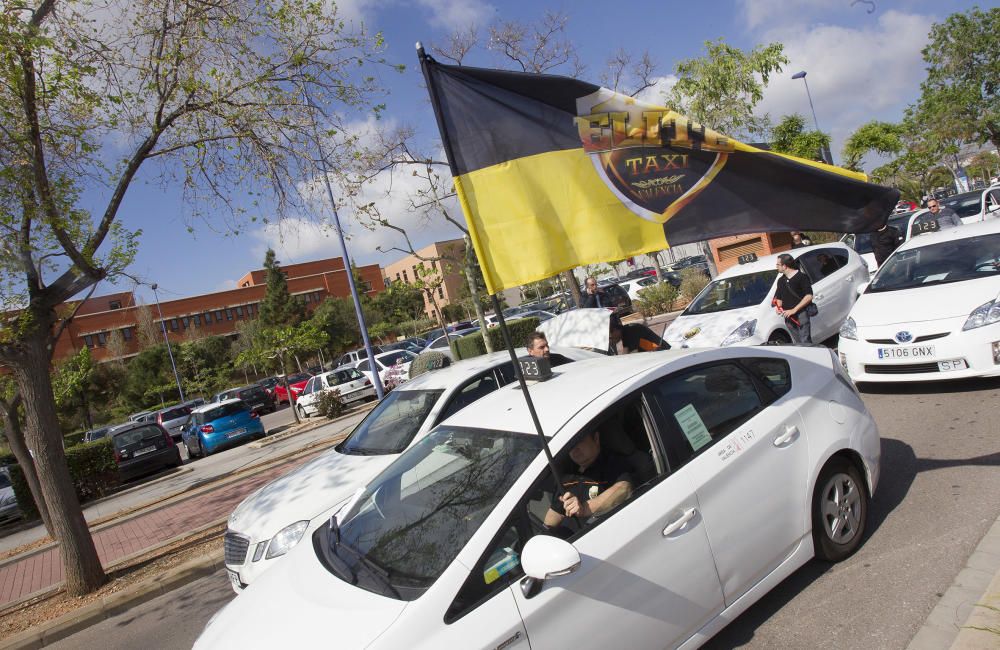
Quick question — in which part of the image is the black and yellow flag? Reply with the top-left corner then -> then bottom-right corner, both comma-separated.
420,52 -> 899,295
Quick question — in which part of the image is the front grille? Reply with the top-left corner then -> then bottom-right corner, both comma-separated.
865,332 -> 950,345
224,531 -> 250,565
864,362 -> 941,374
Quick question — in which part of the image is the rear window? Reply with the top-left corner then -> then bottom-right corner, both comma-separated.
331,369 -> 363,385
113,425 -> 164,449
160,407 -> 191,421
379,351 -> 413,366
0,474 -> 11,489
238,387 -> 266,400
287,373 -> 311,384
196,401 -> 247,423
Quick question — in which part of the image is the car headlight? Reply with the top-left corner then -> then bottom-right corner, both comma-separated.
840,317 -> 858,341
264,520 -> 310,560
721,319 -> 756,346
962,297 -> 1000,331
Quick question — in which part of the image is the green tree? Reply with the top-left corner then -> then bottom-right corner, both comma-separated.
920,7 -> 1000,151
842,121 -> 905,172
668,39 -> 788,138
371,281 -> 425,325
0,0 -> 393,594
178,336 -> 233,398
257,249 -> 305,329
122,346 -> 177,410
770,114 -> 831,162
311,297 -> 361,353
51,348 -> 96,431
236,323 -> 328,423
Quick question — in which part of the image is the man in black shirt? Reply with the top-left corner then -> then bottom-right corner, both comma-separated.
790,232 -> 812,249
581,277 -> 609,308
872,224 -> 901,267
609,315 -> 670,353
544,431 -> 633,528
774,253 -> 814,344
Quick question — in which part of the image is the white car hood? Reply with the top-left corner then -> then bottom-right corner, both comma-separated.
665,306 -> 760,346
853,278 -> 1000,326
228,448 -> 397,540
196,539 -> 407,649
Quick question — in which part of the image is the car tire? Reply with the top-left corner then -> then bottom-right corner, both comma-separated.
296,405 -> 308,419
199,434 -> 213,457
768,330 -> 792,345
811,457 -> 868,562
185,442 -> 199,460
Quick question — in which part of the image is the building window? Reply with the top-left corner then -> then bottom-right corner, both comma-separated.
97,331 -> 107,346
246,303 -> 255,317
194,314 -> 201,327
303,293 -> 312,303
169,318 -> 179,331
215,310 -> 224,323
83,335 -> 94,348
205,312 -> 213,324
438,287 -> 444,299
235,306 -> 244,318
122,327 -> 133,341
402,270 -> 409,283
225,309 -> 233,321
360,281 -> 372,293
182,317 -> 189,329
109,300 -> 122,310
395,272 -> 400,281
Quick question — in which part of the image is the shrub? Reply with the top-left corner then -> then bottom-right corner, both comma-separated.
316,390 -> 346,419
409,351 -> 451,379
63,431 -> 85,449
450,317 -> 540,361
634,282 -> 680,318
679,267 -> 710,302
8,438 -> 119,520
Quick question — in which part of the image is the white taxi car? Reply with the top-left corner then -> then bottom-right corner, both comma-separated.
664,244 -> 868,347
294,368 -> 375,419
222,348 -> 601,591
199,347 -> 879,650
838,219 -> 1000,383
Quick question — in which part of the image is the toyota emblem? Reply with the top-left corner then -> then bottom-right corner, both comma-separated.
894,331 -> 913,343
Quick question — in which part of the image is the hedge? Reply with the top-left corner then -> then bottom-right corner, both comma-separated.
8,438 -> 120,521
450,317 -> 541,361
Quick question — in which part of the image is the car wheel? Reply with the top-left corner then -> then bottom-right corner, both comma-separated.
768,330 -> 792,345
199,434 -> 213,457
812,457 -> 868,562
184,442 -> 199,460
296,405 -> 308,419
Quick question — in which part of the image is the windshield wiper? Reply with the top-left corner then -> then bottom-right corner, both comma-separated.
334,540 -> 402,599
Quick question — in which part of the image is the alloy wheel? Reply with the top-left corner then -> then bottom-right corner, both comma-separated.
819,471 -> 863,545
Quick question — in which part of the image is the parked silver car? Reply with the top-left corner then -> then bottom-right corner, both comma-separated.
152,404 -> 195,441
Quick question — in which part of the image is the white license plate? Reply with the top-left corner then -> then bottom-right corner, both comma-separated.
877,345 -> 935,359
135,445 -> 157,456
937,359 -> 967,371
227,570 -> 243,591
226,428 -> 247,439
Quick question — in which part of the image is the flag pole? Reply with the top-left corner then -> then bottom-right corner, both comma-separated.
417,42 -> 563,490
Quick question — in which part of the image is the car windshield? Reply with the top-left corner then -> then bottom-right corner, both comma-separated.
941,193 -> 982,218
287,373 -> 311,384
238,387 -> 266,400
0,474 -> 10,489
160,407 -> 190,421
684,270 -> 777,314
113,426 -> 163,449
869,233 -> 1000,292
320,427 -> 542,600
197,401 -> 246,423
330,369 -> 362,385
338,389 -> 444,455
379,351 -> 413,367
852,233 -> 874,255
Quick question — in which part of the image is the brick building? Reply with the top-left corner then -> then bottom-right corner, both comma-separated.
383,239 -> 467,320
55,257 -> 383,363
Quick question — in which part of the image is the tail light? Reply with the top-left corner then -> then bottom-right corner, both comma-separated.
249,412 -> 259,419
157,412 -> 164,424
113,448 -> 121,462
364,378 -> 371,386
164,429 -> 175,446
200,424 -> 215,433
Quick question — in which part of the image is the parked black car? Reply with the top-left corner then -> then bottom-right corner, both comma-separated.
110,422 -> 182,482
213,385 -> 276,415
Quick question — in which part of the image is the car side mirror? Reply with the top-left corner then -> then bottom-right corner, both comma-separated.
521,535 -> 581,581
856,282 -> 869,296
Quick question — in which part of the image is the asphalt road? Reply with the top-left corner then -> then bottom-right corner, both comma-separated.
44,376 -> 1000,650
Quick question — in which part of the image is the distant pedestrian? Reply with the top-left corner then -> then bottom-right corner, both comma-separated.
790,232 -> 812,249
925,199 -> 962,229
774,254 -> 814,344
872,223 -> 901,267
582,277 -> 608,309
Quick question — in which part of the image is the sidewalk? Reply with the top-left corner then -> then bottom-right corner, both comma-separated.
0,447 -> 321,609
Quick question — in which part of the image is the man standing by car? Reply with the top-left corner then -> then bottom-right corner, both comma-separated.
581,277 -> 608,308
790,232 -> 812,248
775,254 -> 814,344
872,222 -> 901,267
926,199 -> 962,229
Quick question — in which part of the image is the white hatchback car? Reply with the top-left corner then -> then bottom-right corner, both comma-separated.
294,368 -> 376,419
199,347 -> 879,650
838,220 -> 1000,383
664,244 -> 868,347
222,347 -> 601,591
356,350 -> 417,387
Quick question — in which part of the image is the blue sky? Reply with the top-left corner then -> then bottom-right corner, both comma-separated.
106,0 -> 983,303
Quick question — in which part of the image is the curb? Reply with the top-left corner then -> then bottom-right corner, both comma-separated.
0,549 -> 225,650
907,512 -> 1000,650
248,401 -> 376,449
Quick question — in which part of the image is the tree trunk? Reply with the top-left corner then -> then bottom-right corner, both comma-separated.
651,251 -> 664,283
11,334 -> 105,595
564,270 -> 583,307
0,401 -> 54,536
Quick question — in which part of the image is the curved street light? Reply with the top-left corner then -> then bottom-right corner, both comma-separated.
791,70 -> 833,164
150,283 -> 185,403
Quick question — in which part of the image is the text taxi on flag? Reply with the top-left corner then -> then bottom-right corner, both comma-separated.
418,48 -> 899,295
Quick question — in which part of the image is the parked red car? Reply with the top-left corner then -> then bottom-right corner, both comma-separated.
272,372 -> 312,404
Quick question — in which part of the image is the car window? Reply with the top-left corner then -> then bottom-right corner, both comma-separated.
331,369 -> 363,385
438,372 -> 502,422
321,427 -> 543,602
942,192 -> 983,218
338,389 -> 445,455
430,336 -> 450,349
870,233 -> 1000,292
288,373 -> 311,384
446,395 -> 664,622
684,270 -> 776,314
113,425 -> 164,449
160,406 -> 191,421
741,357 -> 792,400
798,248 -> 844,280
238,386 -> 267,401
378,351 -> 412,367
645,363 -> 764,470
301,378 -> 316,396
197,401 -> 246,423
0,474 -> 11,489
357,360 -> 370,372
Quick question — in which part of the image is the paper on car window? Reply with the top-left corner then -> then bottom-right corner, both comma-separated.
674,404 -> 712,451
922,273 -> 948,283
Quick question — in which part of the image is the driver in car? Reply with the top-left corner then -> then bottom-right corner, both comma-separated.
543,430 -> 633,530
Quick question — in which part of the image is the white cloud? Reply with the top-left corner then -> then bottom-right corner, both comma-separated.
755,9 -> 932,161
634,74 -> 679,106
416,0 -> 495,31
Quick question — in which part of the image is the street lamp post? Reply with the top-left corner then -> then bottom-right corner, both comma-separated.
791,70 -> 833,165
150,283 -> 185,402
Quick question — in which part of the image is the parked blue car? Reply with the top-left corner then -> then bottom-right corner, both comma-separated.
181,399 -> 265,458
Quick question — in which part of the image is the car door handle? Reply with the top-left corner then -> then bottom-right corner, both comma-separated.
845,276 -> 854,282
773,425 -> 800,447
662,508 -> 697,536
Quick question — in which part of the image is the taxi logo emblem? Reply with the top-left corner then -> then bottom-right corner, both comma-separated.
894,331 -> 913,343
683,327 -> 701,340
